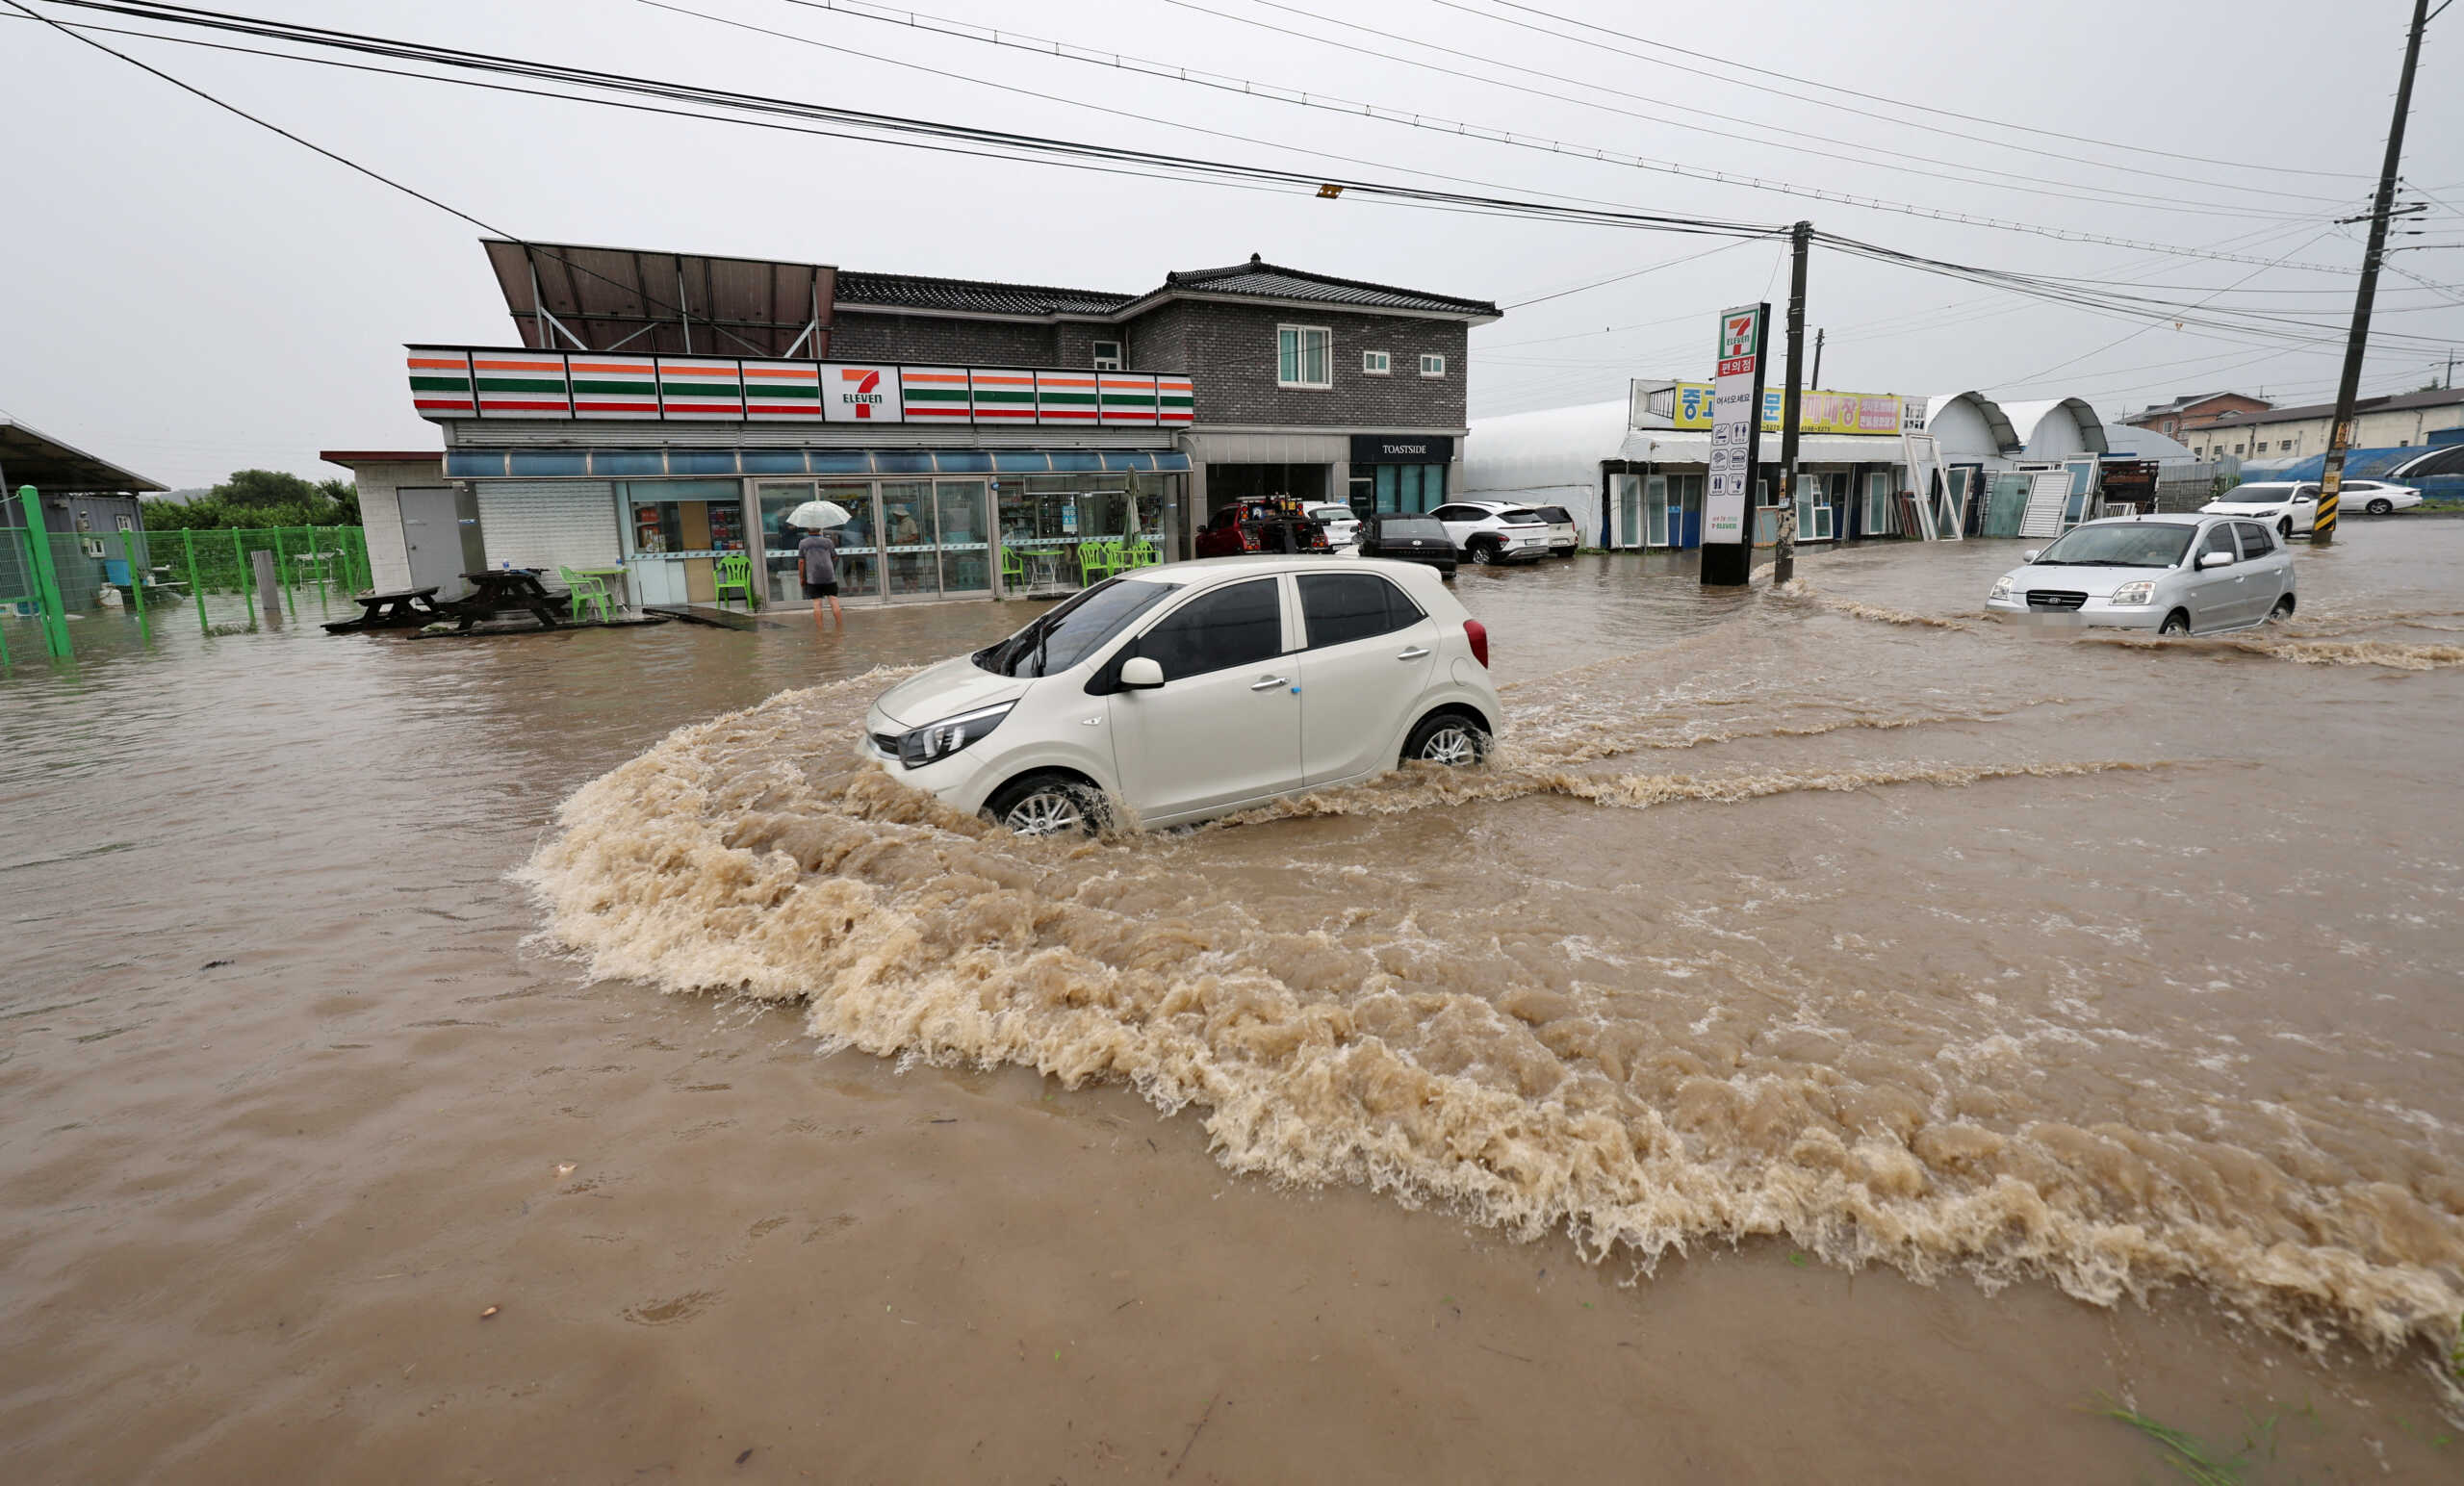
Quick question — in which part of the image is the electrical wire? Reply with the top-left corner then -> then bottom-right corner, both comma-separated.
1445,0 -> 2376,183
780,0 -> 2333,222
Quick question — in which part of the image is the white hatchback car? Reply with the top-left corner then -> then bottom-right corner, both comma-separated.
1985,513 -> 2296,634
1304,502 -> 1362,549
865,557 -> 1502,833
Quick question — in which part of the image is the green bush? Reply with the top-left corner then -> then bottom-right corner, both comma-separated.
142,470 -> 359,530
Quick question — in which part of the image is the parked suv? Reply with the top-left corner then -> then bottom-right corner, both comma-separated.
1194,498 -> 1332,558
1428,501 -> 1553,565
1530,504 -> 1580,557
2200,482 -> 2318,538
864,558 -> 1500,833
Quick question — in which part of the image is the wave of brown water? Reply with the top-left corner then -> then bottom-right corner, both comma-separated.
522,634 -> 2464,1363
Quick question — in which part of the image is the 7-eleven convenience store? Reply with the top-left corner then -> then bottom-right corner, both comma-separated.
362,241 -> 1494,607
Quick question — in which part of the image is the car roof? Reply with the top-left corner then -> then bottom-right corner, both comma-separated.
2078,512 -> 2205,527
1132,554 -> 1447,586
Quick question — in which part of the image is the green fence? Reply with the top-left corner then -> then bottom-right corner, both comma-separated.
1,495 -> 370,665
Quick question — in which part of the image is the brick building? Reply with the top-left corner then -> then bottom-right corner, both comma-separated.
2122,391 -> 2272,442
360,241 -> 1496,608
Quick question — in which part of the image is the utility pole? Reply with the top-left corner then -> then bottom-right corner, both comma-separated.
2317,0 -> 2432,548
1810,326 -> 1826,390
1773,220 -> 1810,586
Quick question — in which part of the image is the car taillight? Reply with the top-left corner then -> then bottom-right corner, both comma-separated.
1463,618 -> 1488,668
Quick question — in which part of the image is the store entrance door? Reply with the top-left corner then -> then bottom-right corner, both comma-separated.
755,478 -> 990,605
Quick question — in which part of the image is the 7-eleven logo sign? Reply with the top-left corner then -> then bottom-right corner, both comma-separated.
840,368 -> 884,417
1720,309 -> 1760,361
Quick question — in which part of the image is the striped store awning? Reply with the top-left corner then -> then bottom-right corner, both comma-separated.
442,448 -> 1194,479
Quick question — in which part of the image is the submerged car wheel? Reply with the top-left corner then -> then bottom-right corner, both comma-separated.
2367,498 -> 2393,516
1469,540 -> 1499,566
2269,595 -> 2296,622
1402,712 -> 1491,768
2159,609 -> 2192,636
2277,518 -> 2293,538
984,774 -> 1106,838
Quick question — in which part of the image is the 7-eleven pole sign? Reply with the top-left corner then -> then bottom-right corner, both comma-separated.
822,364 -> 904,422
1704,303 -> 1767,549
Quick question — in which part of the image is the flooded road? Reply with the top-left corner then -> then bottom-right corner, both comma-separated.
6,524 -> 2462,1481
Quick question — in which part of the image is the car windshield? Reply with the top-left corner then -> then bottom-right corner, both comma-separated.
2033,524 -> 2195,568
1498,508 -> 1541,524
971,577 -> 1180,677
2215,486 -> 2293,503
1306,505 -> 1352,522
1377,517 -> 1447,540
1536,506 -> 1573,524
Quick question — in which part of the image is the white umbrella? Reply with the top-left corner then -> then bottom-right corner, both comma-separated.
787,500 -> 851,529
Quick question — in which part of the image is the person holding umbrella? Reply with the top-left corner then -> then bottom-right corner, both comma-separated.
788,498 -> 850,628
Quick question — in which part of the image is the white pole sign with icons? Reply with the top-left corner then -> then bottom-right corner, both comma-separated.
1704,303 -> 1768,546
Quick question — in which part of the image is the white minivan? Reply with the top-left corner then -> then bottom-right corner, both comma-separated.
864,556 -> 1502,833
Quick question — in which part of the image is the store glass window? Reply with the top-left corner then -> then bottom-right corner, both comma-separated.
1352,463 -> 1446,516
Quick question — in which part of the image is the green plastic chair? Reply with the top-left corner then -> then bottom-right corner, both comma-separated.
1000,546 -> 1027,591
714,551 -> 754,608
1122,539 -> 1159,569
558,565 -> 612,624
1079,539 -> 1121,583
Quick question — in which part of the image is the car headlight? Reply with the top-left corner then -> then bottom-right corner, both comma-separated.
898,701 -> 1014,767
2107,581 -> 2155,606
1989,576 -> 2014,602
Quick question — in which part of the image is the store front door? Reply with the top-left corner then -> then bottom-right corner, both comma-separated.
754,478 -> 991,605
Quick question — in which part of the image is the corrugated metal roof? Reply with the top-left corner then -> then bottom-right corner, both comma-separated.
483,239 -> 835,357
834,272 -> 1134,318
1162,257 -> 1500,316
0,415 -> 164,494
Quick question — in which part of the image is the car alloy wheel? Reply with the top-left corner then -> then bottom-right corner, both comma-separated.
984,775 -> 1106,838
1470,541 -> 1498,566
2368,499 -> 2393,516
2269,596 -> 2295,623
2159,609 -> 2192,636
1404,713 -> 1490,767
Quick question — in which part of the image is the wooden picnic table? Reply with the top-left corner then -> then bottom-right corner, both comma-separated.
323,586 -> 448,632
445,569 -> 565,630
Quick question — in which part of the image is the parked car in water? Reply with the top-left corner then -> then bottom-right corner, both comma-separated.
2334,479 -> 2423,515
1304,502 -> 1362,549
1349,513 -> 1458,578
1193,499 -> 1333,558
1428,500 -> 1553,565
2201,481 -> 2318,537
1985,513 -> 2296,635
1530,504 -> 1580,557
864,557 -> 1501,834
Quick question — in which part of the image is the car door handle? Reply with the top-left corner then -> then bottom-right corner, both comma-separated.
1396,646 -> 1430,659
1249,676 -> 1289,691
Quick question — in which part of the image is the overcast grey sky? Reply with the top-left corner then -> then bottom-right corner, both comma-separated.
4,0 -> 2459,487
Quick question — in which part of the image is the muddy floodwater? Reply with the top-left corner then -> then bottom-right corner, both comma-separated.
6,525 -> 2463,1482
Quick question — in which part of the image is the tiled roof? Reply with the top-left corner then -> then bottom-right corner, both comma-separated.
834,271 -> 1136,318
1160,256 -> 1500,316
2201,385 -> 2464,426
831,256 -> 1498,320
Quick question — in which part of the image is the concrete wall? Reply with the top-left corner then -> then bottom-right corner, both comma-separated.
344,459 -> 444,592
2185,403 -> 2464,462
828,310 -> 1061,366
475,480 -> 623,575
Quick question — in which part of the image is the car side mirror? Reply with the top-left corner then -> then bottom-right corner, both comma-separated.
2020,549 -> 2040,563
1118,655 -> 1166,689
2198,551 -> 2235,569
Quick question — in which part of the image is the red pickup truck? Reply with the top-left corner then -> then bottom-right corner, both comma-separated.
1194,498 -> 1333,558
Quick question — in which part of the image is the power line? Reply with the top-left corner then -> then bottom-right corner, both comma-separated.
783,0 -> 2333,222
1445,0 -> 2374,182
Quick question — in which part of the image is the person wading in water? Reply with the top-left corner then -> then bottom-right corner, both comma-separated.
797,523 -> 843,629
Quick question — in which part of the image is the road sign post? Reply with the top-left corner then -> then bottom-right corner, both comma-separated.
1701,304 -> 1769,587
